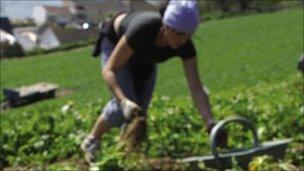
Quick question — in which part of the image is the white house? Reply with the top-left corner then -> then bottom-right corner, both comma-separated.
13,27 -> 38,51
31,1 -> 168,27
64,0 -> 129,22
63,0 -> 167,23
13,26 -> 60,51
13,25 -> 61,51
13,24 -> 99,51
32,6 -> 73,26
37,26 -> 60,49
0,29 -> 16,45
0,17 -> 16,45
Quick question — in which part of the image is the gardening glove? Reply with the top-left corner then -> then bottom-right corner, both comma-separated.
207,122 -> 228,148
120,98 -> 141,120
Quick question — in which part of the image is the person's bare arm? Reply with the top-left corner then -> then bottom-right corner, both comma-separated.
102,36 -> 141,118
102,36 -> 133,103
182,57 -> 215,127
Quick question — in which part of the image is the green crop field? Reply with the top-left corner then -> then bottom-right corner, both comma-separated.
1,9 -> 303,170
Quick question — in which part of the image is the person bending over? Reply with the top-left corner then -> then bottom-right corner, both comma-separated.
81,0 -> 226,163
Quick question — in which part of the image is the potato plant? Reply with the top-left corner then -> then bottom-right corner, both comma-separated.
1,75 -> 302,170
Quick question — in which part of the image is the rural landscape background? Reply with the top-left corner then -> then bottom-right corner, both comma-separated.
0,1 -> 303,171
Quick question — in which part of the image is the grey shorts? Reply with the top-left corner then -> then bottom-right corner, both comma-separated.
100,38 -> 157,127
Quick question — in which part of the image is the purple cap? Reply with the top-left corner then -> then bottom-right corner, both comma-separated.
163,0 -> 199,35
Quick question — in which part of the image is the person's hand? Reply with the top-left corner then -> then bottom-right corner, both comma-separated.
120,98 -> 141,120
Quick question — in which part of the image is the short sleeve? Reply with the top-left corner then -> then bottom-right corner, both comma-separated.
178,40 -> 196,60
124,22 -> 147,50
121,12 -> 161,51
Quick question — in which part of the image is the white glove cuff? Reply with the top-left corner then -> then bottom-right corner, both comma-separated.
120,99 -> 136,119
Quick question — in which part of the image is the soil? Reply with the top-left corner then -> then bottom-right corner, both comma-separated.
55,88 -> 75,98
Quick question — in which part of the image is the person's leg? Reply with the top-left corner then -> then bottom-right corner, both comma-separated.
136,64 -> 157,136
82,37 -> 135,163
135,64 -> 157,114
89,115 -> 112,139
83,62 -> 137,156
86,63 -> 137,140
81,38 -> 115,163
88,37 -> 116,137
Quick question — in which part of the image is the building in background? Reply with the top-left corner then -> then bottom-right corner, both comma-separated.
0,1 -> 62,20
32,6 -> 73,26
12,24 -> 98,51
3,0 -> 168,52
63,0 -> 128,23
36,25 -> 60,50
0,17 -> 16,45
13,27 -> 38,51
42,24 -> 98,47
129,0 -> 166,12
30,0 -> 168,28
62,0 -> 167,23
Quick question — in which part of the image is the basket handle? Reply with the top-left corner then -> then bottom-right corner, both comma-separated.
209,117 -> 260,169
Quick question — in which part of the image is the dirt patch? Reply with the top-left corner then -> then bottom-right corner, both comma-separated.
118,116 -> 188,171
3,166 -> 30,171
55,88 -> 76,98
119,116 -> 147,151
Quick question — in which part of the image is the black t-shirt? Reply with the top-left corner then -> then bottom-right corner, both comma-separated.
118,11 -> 196,64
